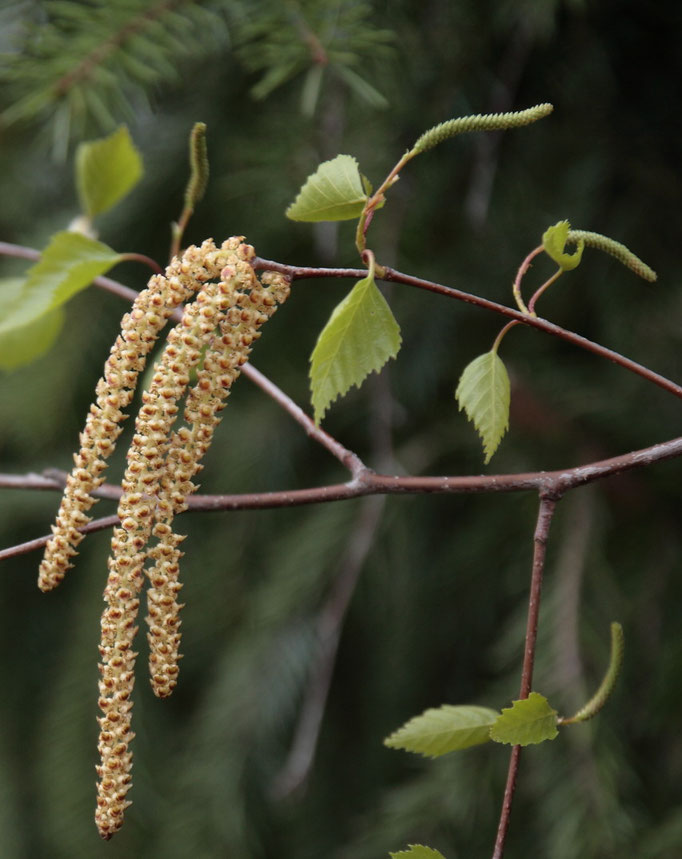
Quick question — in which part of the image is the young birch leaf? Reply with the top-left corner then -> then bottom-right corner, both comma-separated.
0,278 -> 64,369
384,705 -> 498,757
310,272 -> 401,423
0,232 -> 121,336
390,846 -> 447,859
490,692 -> 559,746
24,232 -> 122,310
286,154 -> 368,221
542,220 -> 584,271
455,351 -> 510,464
76,125 -> 143,219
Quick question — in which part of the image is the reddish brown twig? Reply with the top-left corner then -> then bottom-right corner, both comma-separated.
492,492 -> 559,859
254,257 -> 682,402
2,433 -> 682,563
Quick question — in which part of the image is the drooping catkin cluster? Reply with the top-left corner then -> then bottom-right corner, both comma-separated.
37,244 -> 217,592
94,240 -> 290,839
36,238 -> 291,840
95,256 -> 238,838
146,266 -> 290,699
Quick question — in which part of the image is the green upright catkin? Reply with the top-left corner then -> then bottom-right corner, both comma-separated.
184,121 -> 209,212
409,104 -> 553,156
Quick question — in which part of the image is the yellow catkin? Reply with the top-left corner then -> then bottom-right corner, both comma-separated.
95,238 -> 255,839
146,262 -> 291,698
38,240 -> 232,592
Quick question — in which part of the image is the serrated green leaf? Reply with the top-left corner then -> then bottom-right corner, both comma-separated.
384,705 -> 499,758
490,692 -> 559,746
286,154 -> 368,222
389,846 -> 447,859
76,125 -> 143,218
0,278 -> 64,369
455,351 -> 510,464
542,220 -> 584,271
0,232 -> 121,336
310,272 -> 401,423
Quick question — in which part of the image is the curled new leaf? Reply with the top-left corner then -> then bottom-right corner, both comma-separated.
542,220 -> 584,271
567,230 -> 657,281
455,350 -> 510,464
76,126 -> 143,219
490,692 -> 559,746
410,103 -> 553,156
384,704 -> 498,758
389,846 -> 447,859
310,270 -> 401,423
286,154 -> 368,222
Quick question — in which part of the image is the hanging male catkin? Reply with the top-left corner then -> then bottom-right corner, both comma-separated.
36,238 -> 291,839
94,239 -> 290,838
38,239 -> 234,591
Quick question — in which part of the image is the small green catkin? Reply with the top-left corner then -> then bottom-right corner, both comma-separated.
184,121 -> 209,212
567,230 -> 657,282
560,622 -> 624,724
410,103 -> 554,156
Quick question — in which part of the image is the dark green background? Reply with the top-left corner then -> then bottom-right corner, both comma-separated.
1,1 -> 681,856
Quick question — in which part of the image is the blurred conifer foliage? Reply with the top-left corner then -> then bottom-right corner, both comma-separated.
1,1 -> 681,857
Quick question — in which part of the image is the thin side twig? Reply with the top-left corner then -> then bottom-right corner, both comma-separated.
253,256 -> 682,402
239,363 -> 367,478
2,434 -> 682,563
0,514 -> 121,562
492,491 -> 559,859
